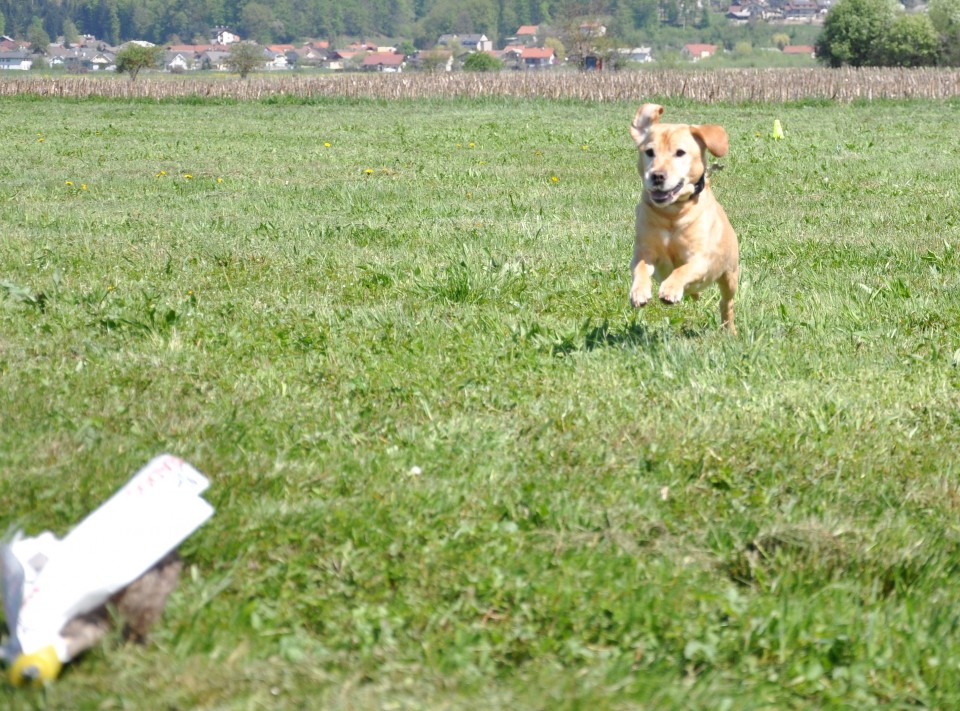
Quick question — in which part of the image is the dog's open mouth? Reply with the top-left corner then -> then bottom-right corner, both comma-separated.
648,181 -> 684,205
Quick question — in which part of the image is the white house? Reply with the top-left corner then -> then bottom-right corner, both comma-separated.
0,51 -> 32,70
264,50 -> 289,70
362,52 -> 405,72
200,50 -> 231,70
438,34 -> 493,52
683,43 -> 718,61
521,47 -> 555,68
513,25 -> 539,46
619,47 -> 654,63
165,52 -> 193,71
212,27 -> 241,45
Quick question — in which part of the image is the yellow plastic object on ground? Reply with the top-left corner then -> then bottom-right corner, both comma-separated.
9,645 -> 62,687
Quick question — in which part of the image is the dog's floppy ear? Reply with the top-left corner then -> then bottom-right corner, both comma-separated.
630,104 -> 664,146
691,124 -> 729,158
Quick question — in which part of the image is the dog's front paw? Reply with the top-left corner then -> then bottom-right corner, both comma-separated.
658,281 -> 685,304
630,285 -> 652,308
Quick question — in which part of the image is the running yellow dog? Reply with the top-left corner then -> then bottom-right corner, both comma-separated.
628,103 -> 739,334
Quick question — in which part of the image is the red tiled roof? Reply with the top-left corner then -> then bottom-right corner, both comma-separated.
516,25 -> 539,35
522,47 -> 554,59
363,52 -> 404,66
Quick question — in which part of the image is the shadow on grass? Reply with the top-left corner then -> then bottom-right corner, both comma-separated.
550,317 -> 710,357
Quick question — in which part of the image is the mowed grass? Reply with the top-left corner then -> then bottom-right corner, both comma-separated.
2,93 -> 960,709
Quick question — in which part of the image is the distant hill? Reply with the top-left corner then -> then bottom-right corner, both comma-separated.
1,0 -> 822,56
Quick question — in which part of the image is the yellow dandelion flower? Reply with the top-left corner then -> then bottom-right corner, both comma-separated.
364,168 -> 374,175
217,177 -> 223,183
324,142 -> 331,148
37,138 -> 44,143
551,175 -> 559,183
184,174 -> 193,180
582,144 -> 588,150
156,170 -> 166,177
81,184 -> 87,190
468,142 -> 475,148
65,181 -> 74,186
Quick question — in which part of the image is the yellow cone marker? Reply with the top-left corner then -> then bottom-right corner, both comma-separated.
772,119 -> 784,140
9,646 -> 63,687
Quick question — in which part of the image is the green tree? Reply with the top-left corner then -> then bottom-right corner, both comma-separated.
416,0 -> 497,48
105,0 -> 121,45
930,0 -> 960,33
62,18 -> 80,47
388,0 -> 415,37
772,32 -> 791,50
544,36 -> 566,61
115,43 -> 162,81
27,16 -> 51,53
463,50 -> 503,70
226,41 -> 265,79
929,0 -> 960,64
877,13 -> 941,66
816,0 -> 896,67
0,10 -> 6,37
241,2 -> 276,44
417,49 -> 451,72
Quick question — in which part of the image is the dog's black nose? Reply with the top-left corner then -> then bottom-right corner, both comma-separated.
651,171 -> 666,186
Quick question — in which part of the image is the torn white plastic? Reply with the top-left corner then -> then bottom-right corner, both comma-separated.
2,454 -> 214,663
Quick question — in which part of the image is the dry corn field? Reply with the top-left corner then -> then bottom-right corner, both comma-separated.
3,67 -> 960,102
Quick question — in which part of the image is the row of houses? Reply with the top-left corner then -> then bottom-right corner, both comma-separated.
0,39 -> 606,74
0,39 -> 118,71
727,0 -> 827,23
0,26 -> 814,75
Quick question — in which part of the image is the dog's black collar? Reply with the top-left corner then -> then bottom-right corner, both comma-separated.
691,173 -> 706,198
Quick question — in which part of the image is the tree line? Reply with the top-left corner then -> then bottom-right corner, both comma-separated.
0,0 -> 819,53
817,0 -> 960,66
3,0 -> 957,67
1,0 -> 661,48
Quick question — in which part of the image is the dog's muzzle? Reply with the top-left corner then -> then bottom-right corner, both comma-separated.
648,180 -> 685,205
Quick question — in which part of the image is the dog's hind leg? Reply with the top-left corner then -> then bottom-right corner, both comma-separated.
719,269 -> 738,335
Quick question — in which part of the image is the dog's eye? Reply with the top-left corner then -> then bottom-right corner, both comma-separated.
675,149 -> 687,157
644,148 -> 654,158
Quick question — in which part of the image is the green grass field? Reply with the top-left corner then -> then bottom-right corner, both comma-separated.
2,93 -> 960,709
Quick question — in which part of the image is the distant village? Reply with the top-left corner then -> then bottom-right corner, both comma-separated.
0,5 -> 825,75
